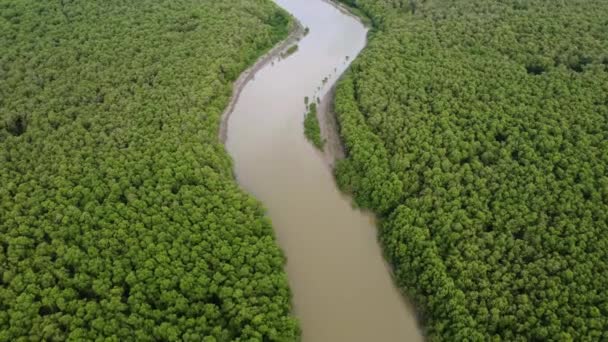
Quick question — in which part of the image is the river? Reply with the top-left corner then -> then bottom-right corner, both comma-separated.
225,0 -> 423,340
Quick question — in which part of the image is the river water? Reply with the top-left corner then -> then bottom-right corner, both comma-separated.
225,0 -> 423,340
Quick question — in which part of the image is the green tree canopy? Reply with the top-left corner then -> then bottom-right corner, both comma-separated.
335,0 -> 608,339
0,0 -> 298,340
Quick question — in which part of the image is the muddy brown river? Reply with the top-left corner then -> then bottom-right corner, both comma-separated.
225,0 -> 423,340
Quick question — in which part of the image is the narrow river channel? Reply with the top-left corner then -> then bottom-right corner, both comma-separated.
225,0 -> 423,340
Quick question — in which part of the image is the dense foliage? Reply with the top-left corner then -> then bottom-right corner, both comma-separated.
335,0 -> 608,340
0,0 -> 299,340
303,103 -> 324,150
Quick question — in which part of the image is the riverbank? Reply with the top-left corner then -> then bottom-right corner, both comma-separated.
322,0 -> 372,27
317,84 -> 345,167
317,0 -> 426,333
219,17 -> 305,143
218,0 -> 365,150
313,0 -> 369,168
218,0 -> 365,161
223,0 -> 423,339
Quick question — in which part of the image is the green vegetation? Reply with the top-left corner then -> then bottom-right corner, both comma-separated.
282,44 -> 299,58
0,0 -> 299,340
335,0 -> 608,340
335,1 -> 372,27
303,103 -> 324,150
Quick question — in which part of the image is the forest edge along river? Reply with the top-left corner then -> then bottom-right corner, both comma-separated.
223,0 -> 423,340
222,0 -> 424,340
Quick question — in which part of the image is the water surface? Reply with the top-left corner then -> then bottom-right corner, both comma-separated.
226,0 -> 423,340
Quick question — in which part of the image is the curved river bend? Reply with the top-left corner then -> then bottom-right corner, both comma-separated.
225,0 -> 423,340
